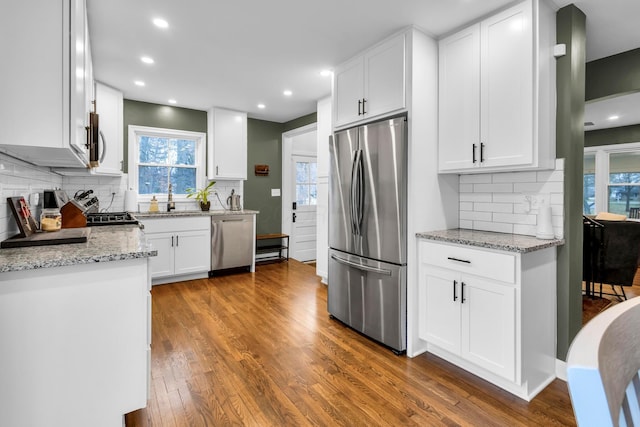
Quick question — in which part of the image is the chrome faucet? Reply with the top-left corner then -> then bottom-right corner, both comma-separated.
167,183 -> 175,212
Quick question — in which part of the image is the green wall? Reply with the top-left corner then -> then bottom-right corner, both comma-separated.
556,4 -> 586,360
122,100 -> 208,173
586,48 -> 640,101
283,112 -> 317,133
245,119 -> 285,235
585,124 -> 640,147
245,113 -> 318,234
584,49 -> 640,147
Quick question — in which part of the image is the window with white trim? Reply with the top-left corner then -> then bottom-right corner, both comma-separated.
584,142 -> 640,215
128,125 -> 206,199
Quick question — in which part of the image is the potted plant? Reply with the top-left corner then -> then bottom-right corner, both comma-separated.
186,181 -> 216,211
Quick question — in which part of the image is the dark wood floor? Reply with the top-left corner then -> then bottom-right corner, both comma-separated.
126,260 -> 576,426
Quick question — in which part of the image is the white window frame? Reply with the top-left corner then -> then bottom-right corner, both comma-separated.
585,141 -> 640,214
128,125 -> 206,201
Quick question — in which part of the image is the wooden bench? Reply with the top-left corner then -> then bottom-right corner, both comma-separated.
256,233 -> 289,263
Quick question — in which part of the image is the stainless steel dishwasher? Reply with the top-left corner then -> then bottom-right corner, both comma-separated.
211,214 -> 254,272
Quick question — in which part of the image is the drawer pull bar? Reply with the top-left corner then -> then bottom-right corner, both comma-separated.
453,280 -> 458,301
461,282 -> 466,303
447,257 -> 471,264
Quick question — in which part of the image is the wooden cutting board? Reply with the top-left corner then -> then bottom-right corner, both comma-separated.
1,227 -> 91,248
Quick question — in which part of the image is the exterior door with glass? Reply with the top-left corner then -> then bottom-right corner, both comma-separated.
291,155 -> 317,262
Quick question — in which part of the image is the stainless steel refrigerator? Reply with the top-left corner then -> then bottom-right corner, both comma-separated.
328,114 -> 407,353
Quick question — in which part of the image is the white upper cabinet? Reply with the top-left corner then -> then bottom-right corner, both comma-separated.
438,0 -> 556,173
207,108 -> 247,180
0,0 -> 92,168
94,82 -> 124,175
333,33 -> 406,128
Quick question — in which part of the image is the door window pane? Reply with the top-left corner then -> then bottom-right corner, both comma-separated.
295,160 -> 317,206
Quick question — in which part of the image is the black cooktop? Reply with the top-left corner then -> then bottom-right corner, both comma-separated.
85,212 -> 139,226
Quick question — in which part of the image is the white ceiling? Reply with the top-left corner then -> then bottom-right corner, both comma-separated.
87,0 -> 639,123
585,92 -> 640,131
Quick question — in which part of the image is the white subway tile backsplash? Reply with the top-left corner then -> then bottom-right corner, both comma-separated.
459,201 -> 473,211
459,183 -> 473,193
460,174 -> 492,184
514,181 -> 564,194
473,202 -> 513,213
493,212 -> 537,225
492,193 -> 523,203
460,210 -> 492,221
473,183 -> 513,193
460,193 -> 492,203
513,224 -> 537,236
536,170 -> 563,182
458,162 -> 564,238
492,171 -> 537,183
459,219 -> 473,229
474,221 -> 514,234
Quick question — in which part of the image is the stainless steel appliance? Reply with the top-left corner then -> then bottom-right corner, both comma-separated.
226,189 -> 241,211
85,212 -> 139,226
211,214 -> 254,271
328,114 -> 407,353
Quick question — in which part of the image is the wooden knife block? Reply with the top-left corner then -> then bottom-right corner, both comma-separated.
61,202 -> 87,228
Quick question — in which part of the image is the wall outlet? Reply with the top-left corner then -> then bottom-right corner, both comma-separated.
271,188 -> 281,197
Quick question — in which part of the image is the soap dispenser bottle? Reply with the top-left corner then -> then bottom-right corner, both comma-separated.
149,196 -> 159,213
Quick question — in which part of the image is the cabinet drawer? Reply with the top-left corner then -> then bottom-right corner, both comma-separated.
142,216 -> 210,233
419,240 -> 515,283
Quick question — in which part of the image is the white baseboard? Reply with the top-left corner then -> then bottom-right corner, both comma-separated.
556,358 -> 567,381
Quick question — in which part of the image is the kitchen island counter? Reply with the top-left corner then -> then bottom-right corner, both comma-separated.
416,228 -> 564,253
0,225 -> 156,273
135,209 -> 258,219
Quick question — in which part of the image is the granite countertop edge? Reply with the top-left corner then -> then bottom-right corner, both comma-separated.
135,209 -> 259,218
416,229 -> 565,253
0,226 -> 158,273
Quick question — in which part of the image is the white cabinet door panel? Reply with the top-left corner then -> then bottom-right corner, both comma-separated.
208,108 -> 247,180
461,277 -> 516,381
174,230 -> 211,275
480,2 -> 533,168
420,266 -> 461,355
334,56 -> 364,127
147,233 -> 174,278
365,34 -> 406,119
438,24 -> 480,171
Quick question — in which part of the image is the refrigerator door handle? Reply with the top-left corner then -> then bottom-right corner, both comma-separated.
354,149 -> 364,234
350,151 -> 359,235
330,254 -> 393,276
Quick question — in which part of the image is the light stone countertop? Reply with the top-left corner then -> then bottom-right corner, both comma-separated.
416,228 -> 565,253
135,209 -> 259,219
0,225 -> 157,273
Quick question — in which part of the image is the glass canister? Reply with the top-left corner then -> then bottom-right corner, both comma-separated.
40,208 -> 62,232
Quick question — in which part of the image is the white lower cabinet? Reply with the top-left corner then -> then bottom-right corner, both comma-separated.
143,217 -> 211,284
417,239 -> 556,401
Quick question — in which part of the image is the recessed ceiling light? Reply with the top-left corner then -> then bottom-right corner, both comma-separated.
257,103 -> 266,109
141,56 -> 154,64
320,69 -> 332,77
608,115 -> 620,121
283,90 -> 293,96
153,18 -> 169,28
134,80 -> 145,87
168,99 -> 177,104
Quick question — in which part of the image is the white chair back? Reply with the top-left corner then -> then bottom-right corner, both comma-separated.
567,297 -> 640,426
